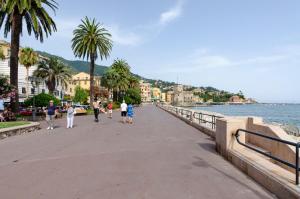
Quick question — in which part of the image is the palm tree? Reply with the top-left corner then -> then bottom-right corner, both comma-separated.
128,76 -> 140,89
19,47 -> 38,98
72,17 -> 112,106
0,0 -> 57,112
101,68 -> 119,100
33,57 -> 71,95
111,59 -> 131,100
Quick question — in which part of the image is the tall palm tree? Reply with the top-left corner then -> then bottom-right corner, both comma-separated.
33,57 -> 71,95
19,47 -> 38,98
0,0 -> 57,112
72,17 -> 112,106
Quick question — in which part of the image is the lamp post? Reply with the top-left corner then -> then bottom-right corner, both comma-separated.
28,76 -> 42,121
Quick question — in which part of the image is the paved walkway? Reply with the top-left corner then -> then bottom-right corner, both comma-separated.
0,105 -> 275,199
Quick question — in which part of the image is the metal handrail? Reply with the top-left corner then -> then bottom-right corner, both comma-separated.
193,112 -> 223,129
235,129 -> 300,185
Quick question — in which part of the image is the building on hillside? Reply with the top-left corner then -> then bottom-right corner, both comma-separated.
166,91 -> 174,104
161,92 -> 166,102
192,95 -> 203,104
193,88 -> 204,94
151,87 -> 161,102
229,95 -> 243,103
139,80 -> 151,102
0,40 -> 66,102
173,84 -> 196,106
66,72 -> 101,97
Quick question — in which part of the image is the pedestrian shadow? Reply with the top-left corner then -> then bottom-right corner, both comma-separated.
192,156 -> 272,199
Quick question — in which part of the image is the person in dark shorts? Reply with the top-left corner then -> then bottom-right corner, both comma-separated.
93,98 -> 99,122
120,100 -> 127,123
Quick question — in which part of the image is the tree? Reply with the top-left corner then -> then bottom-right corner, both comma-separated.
101,68 -> 119,100
19,47 -> 38,98
72,17 -> 112,106
33,57 -> 71,94
124,88 -> 141,105
73,86 -> 88,104
0,0 -> 57,112
0,75 -> 16,99
24,93 -> 60,107
128,76 -> 140,89
110,59 -> 131,100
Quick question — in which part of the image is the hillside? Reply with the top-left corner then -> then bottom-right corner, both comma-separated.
37,51 -> 108,75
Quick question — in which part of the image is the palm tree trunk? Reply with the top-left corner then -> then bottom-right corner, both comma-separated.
89,53 -> 95,106
26,67 -> 29,98
10,11 -> 22,113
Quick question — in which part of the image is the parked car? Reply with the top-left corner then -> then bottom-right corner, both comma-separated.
74,105 -> 87,115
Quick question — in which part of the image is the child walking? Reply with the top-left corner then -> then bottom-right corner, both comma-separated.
67,103 -> 75,128
127,103 -> 134,124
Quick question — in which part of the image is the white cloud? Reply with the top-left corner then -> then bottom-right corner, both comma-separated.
159,0 -> 184,25
107,25 -> 142,46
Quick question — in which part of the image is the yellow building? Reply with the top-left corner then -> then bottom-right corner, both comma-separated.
166,91 -> 174,104
67,72 -> 101,96
151,87 -> 161,101
161,92 -> 166,102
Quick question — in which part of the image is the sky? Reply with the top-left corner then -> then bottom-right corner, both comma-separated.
1,0 -> 300,103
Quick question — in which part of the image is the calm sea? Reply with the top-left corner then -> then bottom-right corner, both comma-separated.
193,104 -> 300,128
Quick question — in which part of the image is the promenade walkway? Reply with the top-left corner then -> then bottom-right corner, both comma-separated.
0,105 -> 275,199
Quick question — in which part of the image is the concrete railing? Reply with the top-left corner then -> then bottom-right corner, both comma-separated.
158,103 -> 300,198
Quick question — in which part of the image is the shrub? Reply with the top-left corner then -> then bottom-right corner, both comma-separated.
24,93 -> 60,107
112,101 -> 120,109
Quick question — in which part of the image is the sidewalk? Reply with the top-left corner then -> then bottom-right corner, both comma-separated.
0,105 -> 275,199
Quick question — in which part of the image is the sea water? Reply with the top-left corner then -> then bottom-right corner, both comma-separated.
193,104 -> 300,128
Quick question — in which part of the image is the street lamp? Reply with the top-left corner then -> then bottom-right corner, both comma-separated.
28,76 -> 42,121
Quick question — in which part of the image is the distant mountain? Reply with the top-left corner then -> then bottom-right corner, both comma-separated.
37,51 -> 108,75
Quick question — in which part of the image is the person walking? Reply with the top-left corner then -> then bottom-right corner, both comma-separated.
46,100 -> 56,130
127,103 -> 134,124
107,101 -> 113,119
93,98 -> 100,122
120,100 -> 127,124
66,103 -> 75,128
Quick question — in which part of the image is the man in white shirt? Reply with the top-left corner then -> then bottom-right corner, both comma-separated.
120,100 -> 127,123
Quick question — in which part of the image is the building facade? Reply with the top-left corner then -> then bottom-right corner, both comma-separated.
66,72 -> 101,97
0,40 -> 66,102
151,87 -> 161,101
139,81 -> 151,102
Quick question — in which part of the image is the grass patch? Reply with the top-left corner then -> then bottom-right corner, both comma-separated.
0,121 -> 31,129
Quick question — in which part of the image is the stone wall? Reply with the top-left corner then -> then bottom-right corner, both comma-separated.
0,122 -> 40,139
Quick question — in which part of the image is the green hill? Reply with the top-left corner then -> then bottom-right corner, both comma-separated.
37,51 -> 108,75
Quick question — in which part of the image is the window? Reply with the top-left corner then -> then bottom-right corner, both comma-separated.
42,89 -> 45,93
31,88 -> 35,94
22,87 -> 26,94
70,88 -> 72,92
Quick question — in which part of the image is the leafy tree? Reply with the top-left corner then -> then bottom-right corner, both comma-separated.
24,93 -> 60,107
19,47 -> 38,98
0,0 -> 57,112
33,57 -> 72,94
72,17 -> 112,106
123,88 -> 141,105
73,86 -> 88,104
